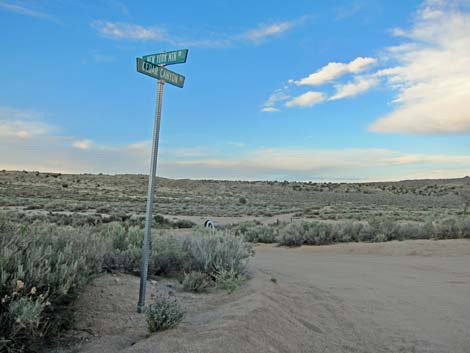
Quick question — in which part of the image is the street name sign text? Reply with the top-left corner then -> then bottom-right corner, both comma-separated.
136,58 -> 185,88
142,49 -> 188,66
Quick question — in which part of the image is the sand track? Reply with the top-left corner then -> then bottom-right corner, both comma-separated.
52,239 -> 470,353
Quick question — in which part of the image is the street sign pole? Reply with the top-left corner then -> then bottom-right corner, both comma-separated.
137,79 -> 165,313
136,48 -> 186,313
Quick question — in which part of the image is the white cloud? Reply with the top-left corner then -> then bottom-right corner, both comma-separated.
329,76 -> 379,100
0,106 -> 53,138
72,140 -> 92,150
286,91 -> 326,108
242,21 -> 297,43
91,20 -> 165,41
1,119 -> 469,181
127,140 -> 151,151
91,18 -> 304,47
262,107 -> 280,113
296,57 -> 377,86
261,88 -> 290,112
160,147 -> 470,181
0,1 -> 60,23
369,0 -> 470,134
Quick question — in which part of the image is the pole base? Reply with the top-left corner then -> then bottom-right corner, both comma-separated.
136,304 -> 145,314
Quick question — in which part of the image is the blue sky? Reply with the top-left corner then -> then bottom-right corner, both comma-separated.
1,0 -> 470,181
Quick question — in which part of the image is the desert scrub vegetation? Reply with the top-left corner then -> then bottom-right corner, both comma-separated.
146,294 -> 185,332
214,269 -> 246,293
232,216 -> 470,247
0,217 -> 254,352
0,217 -> 107,352
2,170 -> 467,219
181,271 -> 211,293
99,223 -> 254,280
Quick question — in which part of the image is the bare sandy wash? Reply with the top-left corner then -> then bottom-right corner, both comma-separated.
55,239 -> 470,353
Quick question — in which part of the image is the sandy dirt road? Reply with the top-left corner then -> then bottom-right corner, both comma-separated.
252,243 -> 470,353
57,240 -> 470,353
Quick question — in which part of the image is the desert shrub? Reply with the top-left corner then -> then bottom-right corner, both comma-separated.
336,221 -> 364,242
242,225 -> 277,243
151,234 -> 186,275
154,215 -> 173,228
214,269 -> 245,293
0,216 -> 255,351
357,223 -> 374,242
433,217 -> 470,239
374,233 -> 387,242
0,218 -> 107,352
234,215 -> 470,247
276,223 -> 305,246
184,231 -> 254,277
100,223 -> 142,273
174,219 -> 196,229
146,294 -> 185,332
182,271 -> 212,293
231,221 -> 262,236
302,222 -> 335,245
100,224 -> 255,278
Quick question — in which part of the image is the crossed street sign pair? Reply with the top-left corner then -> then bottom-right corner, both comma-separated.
136,49 -> 188,87
135,49 -> 188,313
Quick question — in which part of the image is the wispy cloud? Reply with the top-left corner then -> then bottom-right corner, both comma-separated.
72,140 -> 93,150
369,0 -> 470,135
286,91 -> 326,108
91,20 -> 165,41
1,107 -> 468,180
160,147 -> 470,181
241,19 -> 300,43
91,18 -> 304,48
329,76 -> 379,100
261,88 -> 290,112
3,124 -> 469,181
296,57 -> 377,86
0,106 -> 54,138
0,1 -> 61,24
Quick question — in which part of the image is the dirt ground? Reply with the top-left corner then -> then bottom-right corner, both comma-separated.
51,239 -> 470,353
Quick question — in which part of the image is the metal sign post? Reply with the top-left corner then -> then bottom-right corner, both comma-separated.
137,79 -> 164,313
136,49 -> 187,313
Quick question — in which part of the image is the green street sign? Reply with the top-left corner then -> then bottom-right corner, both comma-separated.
142,49 -> 188,66
136,58 -> 185,88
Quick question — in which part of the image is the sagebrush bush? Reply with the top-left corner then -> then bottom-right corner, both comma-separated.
183,231 -> 255,277
0,217 -> 255,352
242,225 -> 277,243
152,234 -> 186,275
234,215 -> 470,247
0,218 -> 107,352
182,271 -> 212,292
146,294 -> 185,332
101,223 -> 142,272
214,269 -> 245,293
276,223 -> 305,246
